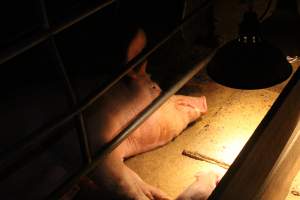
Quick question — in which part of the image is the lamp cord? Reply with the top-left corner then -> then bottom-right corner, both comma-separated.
243,0 -> 273,21
258,0 -> 273,21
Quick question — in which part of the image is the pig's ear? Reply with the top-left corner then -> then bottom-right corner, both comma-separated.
126,29 -> 147,62
128,70 -> 138,79
127,61 -> 148,79
127,29 -> 147,79
138,61 -> 148,76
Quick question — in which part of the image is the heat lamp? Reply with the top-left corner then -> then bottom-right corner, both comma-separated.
207,0 -> 296,89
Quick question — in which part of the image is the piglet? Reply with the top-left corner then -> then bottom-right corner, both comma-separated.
84,29 -> 208,200
176,171 -> 223,200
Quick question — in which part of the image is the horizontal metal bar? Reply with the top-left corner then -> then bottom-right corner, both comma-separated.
0,0 -> 211,181
40,0 -> 50,29
52,0 -> 116,34
0,31 -> 50,65
0,0 -> 115,65
49,48 -> 217,199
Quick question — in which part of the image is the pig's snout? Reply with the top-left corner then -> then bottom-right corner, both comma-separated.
150,81 -> 161,98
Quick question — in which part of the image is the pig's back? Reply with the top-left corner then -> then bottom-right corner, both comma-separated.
84,78 -> 159,155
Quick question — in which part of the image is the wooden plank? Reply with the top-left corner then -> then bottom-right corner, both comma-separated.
259,122 -> 300,200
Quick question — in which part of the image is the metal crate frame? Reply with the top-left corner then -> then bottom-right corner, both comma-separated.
0,0 -> 215,198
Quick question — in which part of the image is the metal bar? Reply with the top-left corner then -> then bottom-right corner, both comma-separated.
94,51 -> 216,159
52,0 -> 116,34
49,38 -> 92,164
0,31 -> 49,65
0,0 -> 212,181
0,0 -> 116,65
40,0 -> 50,29
49,48 -> 217,199
0,0 -> 95,179
76,116 -> 93,163
40,0 -> 92,164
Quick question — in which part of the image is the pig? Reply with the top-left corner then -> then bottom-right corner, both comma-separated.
82,29 -> 219,200
176,171 -> 223,200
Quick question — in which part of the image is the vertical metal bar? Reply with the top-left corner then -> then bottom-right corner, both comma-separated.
49,38 -> 93,164
39,0 -> 92,163
39,0 -> 50,29
114,0 -> 121,15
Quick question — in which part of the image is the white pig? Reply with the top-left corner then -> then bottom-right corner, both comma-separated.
82,29 -> 219,200
176,171 -> 223,200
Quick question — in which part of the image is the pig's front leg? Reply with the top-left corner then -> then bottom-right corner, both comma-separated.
90,149 -> 171,200
87,95 -> 207,199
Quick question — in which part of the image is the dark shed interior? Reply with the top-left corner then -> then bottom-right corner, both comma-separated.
0,0 -> 299,199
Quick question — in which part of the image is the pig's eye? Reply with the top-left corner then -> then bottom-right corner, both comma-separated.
152,85 -> 157,89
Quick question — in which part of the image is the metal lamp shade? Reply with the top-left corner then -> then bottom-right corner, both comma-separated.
206,39 -> 292,89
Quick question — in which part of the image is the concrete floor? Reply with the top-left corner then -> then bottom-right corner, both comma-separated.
125,61 -> 300,199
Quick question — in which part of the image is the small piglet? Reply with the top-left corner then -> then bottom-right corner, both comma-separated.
176,171 -> 223,200
83,29 -> 215,200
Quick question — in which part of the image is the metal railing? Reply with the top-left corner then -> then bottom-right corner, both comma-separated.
0,0 -> 115,65
0,0 -> 214,198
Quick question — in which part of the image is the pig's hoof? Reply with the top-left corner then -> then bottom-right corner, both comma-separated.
124,173 -> 171,200
174,95 -> 207,122
120,180 -> 171,200
114,165 -> 172,200
141,182 -> 171,200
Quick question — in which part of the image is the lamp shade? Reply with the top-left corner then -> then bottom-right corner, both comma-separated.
207,39 -> 292,89
207,10 -> 292,89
